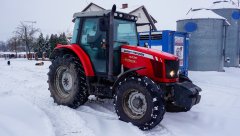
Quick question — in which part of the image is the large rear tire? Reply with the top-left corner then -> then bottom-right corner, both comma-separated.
114,76 -> 165,130
48,54 -> 89,108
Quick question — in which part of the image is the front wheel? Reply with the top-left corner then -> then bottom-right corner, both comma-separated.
114,76 -> 165,130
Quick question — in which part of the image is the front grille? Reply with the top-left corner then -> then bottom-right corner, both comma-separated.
151,34 -> 162,40
150,60 -> 163,78
139,35 -> 149,40
165,60 -> 179,79
139,34 -> 162,40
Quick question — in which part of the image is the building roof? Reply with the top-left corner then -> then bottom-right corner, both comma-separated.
211,0 -> 240,9
179,9 -> 227,20
82,2 -> 105,12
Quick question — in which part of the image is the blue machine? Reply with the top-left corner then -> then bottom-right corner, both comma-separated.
138,30 -> 189,76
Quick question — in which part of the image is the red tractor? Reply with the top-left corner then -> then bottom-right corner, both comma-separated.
48,5 -> 201,130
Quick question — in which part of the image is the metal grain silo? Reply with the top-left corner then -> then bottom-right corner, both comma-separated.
177,9 -> 228,71
211,1 -> 240,67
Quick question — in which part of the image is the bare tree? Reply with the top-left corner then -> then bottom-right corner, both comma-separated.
0,41 -> 7,52
7,36 -> 20,57
15,22 -> 40,59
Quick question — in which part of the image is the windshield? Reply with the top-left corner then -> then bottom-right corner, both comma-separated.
113,19 -> 138,48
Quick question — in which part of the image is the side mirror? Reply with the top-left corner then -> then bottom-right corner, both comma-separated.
99,17 -> 108,31
144,42 -> 149,48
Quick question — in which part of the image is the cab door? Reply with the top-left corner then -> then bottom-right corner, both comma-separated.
80,18 -> 107,75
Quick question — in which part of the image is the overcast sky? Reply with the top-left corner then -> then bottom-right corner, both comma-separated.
0,0 -> 234,42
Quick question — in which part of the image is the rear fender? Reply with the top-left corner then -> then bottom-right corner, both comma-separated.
51,44 -> 95,77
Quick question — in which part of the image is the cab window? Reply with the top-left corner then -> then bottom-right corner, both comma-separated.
71,18 -> 80,44
113,19 -> 138,49
80,18 -> 107,74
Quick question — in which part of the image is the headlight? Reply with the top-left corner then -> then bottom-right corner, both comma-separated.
119,13 -> 123,17
165,60 -> 179,79
169,70 -> 175,77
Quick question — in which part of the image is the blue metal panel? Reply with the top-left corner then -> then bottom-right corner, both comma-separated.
232,11 -> 240,20
138,30 -> 189,76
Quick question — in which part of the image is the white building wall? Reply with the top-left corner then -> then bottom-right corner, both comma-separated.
130,8 -> 151,32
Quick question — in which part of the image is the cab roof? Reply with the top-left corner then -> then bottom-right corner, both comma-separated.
73,10 -> 138,22
73,10 -> 111,18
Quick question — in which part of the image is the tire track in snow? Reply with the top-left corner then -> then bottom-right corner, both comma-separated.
0,59 -> 176,136
0,59 -> 95,136
76,105 -> 146,136
76,101 -> 173,136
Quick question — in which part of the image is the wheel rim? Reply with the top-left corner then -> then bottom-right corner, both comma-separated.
61,71 -> 73,91
123,89 -> 147,120
55,66 -> 73,98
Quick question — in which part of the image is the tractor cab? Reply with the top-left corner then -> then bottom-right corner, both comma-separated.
71,9 -> 139,77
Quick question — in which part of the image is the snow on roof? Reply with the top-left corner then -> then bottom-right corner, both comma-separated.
0,52 -> 31,55
179,9 -> 226,20
211,0 -> 240,9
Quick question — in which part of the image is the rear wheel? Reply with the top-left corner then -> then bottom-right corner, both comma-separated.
48,54 -> 89,108
114,76 -> 165,130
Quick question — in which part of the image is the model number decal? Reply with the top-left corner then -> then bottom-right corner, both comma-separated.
121,48 -> 154,60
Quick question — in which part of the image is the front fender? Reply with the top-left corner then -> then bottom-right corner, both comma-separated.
112,67 -> 145,90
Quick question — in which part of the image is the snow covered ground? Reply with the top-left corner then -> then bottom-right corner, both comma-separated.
0,58 -> 240,136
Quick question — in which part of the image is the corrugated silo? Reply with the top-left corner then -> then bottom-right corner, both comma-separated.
177,9 -> 228,71
211,1 -> 240,67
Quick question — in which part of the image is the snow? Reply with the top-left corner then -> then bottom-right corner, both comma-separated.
0,58 -> 240,136
0,52 -> 28,55
179,9 -> 226,20
211,0 -> 240,9
163,69 -> 240,136
0,96 -> 54,136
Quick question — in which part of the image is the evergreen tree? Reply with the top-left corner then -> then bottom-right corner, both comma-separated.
35,33 -> 45,58
47,32 -> 69,57
48,34 -> 58,57
44,35 -> 49,57
58,32 -> 68,45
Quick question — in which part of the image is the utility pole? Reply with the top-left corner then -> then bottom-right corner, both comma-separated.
22,21 -> 37,59
24,21 -> 37,29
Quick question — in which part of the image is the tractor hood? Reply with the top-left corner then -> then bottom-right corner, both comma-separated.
121,45 -> 178,61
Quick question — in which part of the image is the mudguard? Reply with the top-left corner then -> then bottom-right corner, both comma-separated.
112,67 -> 145,90
52,44 -> 95,77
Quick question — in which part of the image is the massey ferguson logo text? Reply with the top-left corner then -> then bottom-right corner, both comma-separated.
121,48 -> 154,60
123,49 -> 144,57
